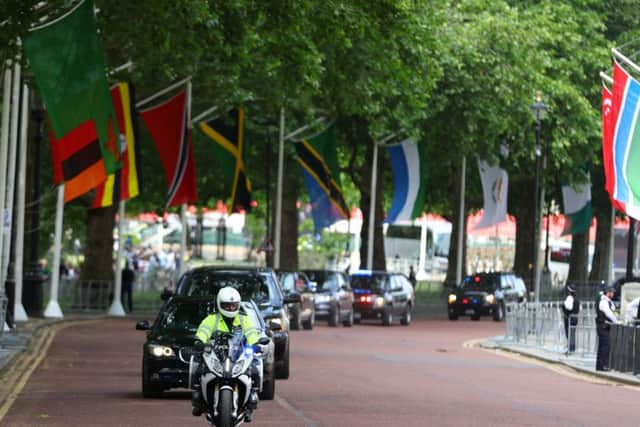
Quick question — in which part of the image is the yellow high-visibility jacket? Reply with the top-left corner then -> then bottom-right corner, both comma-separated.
195,313 -> 260,345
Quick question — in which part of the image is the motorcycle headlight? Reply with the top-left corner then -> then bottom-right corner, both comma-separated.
485,294 -> 495,304
232,356 -> 252,377
204,352 -> 223,376
448,294 -> 457,304
149,345 -> 175,358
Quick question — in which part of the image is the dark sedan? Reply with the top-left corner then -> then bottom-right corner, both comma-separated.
302,269 -> 354,327
447,272 -> 524,321
136,297 -> 275,399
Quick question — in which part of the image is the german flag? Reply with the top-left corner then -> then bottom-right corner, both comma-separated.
92,82 -> 140,208
295,124 -> 348,231
198,108 -> 252,213
49,118 -> 108,203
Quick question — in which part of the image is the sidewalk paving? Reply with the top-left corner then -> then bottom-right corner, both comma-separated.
482,336 -> 640,386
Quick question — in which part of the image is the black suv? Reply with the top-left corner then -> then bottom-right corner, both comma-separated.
350,270 -> 413,326
302,269 -> 355,327
447,272 -> 525,321
172,266 -> 296,379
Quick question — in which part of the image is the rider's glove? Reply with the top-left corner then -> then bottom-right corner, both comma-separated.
252,343 -> 267,355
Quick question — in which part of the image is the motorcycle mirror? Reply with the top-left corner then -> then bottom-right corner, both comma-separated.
135,320 -> 150,331
268,320 -> 282,332
258,337 -> 270,346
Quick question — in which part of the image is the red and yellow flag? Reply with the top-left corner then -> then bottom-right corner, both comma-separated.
92,82 -> 140,208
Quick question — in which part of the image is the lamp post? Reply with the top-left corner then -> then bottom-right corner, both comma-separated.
530,92 -> 547,303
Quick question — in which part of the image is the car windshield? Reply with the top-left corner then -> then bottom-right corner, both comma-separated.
158,300 -> 215,333
304,271 -> 339,292
177,270 -> 273,304
459,275 -> 496,292
351,274 -> 386,292
278,273 -> 296,293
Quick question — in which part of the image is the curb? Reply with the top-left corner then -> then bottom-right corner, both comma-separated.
479,340 -> 640,387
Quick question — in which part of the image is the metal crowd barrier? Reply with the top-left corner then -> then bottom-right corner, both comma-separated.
608,324 -> 640,374
0,296 -> 7,338
505,301 -> 597,357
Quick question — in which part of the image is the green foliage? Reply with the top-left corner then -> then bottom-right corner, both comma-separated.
297,218 -> 349,269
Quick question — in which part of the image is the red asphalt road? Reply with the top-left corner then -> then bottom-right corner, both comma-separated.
2,317 -> 640,427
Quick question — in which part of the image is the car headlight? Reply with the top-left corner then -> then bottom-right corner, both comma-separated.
374,296 -> 385,308
448,294 -> 457,304
315,295 -> 330,303
485,295 -> 495,304
149,344 -> 175,357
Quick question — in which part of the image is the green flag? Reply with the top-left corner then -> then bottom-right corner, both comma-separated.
23,0 -> 120,175
561,172 -> 592,236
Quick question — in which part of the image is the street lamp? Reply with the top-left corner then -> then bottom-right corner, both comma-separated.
530,91 -> 548,303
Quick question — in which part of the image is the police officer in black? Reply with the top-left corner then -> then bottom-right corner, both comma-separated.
595,285 -> 620,371
562,284 -> 580,354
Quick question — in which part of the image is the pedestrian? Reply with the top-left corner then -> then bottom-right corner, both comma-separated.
625,296 -> 640,325
595,285 -> 620,371
408,265 -> 417,289
562,284 -> 580,354
121,260 -> 135,313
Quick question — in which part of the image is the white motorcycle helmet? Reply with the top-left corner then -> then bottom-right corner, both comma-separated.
217,286 -> 241,319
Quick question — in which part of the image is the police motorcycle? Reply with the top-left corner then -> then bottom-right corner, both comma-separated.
180,328 -> 270,427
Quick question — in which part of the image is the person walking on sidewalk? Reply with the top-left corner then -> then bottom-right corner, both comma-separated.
595,285 -> 620,371
562,284 -> 580,354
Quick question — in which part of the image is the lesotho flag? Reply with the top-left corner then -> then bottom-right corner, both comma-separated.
384,140 -> 426,223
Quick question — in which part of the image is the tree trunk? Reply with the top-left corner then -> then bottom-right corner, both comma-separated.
568,230 -> 589,283
510,175 -> 537,294
590,166 -> 612,283
444,158 -> 467,288
279,158 -> 299,271
80,205 -> 117,281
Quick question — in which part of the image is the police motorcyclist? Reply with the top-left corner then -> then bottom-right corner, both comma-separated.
191,287 -> 262,421
595,285 -> 620,371
562,284 -> 580,354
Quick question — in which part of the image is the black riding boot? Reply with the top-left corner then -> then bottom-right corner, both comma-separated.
192,389 -> 204,416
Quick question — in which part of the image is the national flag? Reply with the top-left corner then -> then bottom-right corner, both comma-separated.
92,82 -> 140,208
139,90 -> 197,208
197,108 -> 252,212
561,173 -> 592,236
295,124 -> 349,232
612,61 -> 640,206
384,139 -> 426,223
24,0 -> 120,186
48,120 -> 108,202
474,159 -> 508,229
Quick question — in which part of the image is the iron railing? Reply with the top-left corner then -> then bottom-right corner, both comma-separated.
505,301 -> 597,357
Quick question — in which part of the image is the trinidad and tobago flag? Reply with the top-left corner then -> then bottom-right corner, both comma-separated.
139,89 -> 197,208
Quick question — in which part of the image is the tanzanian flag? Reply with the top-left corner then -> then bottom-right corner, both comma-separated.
198,108 -> 252,213
92,83 -> 140,208
295,124 -> 349,232
24,0 -> 120,203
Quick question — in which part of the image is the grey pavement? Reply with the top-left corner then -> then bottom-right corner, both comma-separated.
482,335 -> 640,386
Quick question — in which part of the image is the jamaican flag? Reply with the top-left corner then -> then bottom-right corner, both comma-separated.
198,108 -> 252,212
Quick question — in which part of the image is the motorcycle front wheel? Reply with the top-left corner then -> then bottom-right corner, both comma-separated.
217,388 -> 233,427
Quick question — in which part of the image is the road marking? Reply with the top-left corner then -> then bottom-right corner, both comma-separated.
275,394 -> 320,427
0,319 -> 103,423
463,337 -> 640,390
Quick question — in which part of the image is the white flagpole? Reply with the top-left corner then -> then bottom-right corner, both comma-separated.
179,80 -> 192,276
1,59 -> 21,287
108,200 -> 127,316
0,65 -> 11,292
366,142 -> 379,270
416,214 -> 428,280
274,107 -> 285,269
13,83 -> 28,322
608,206 -> 615,284
135,76 -> 192,109
44,185 -> 64,318
612,48 -> 640,75
0,64 -> 11,331
455,156 -> 466,285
